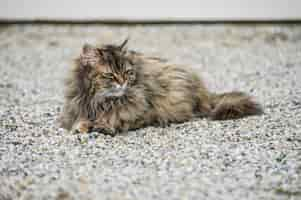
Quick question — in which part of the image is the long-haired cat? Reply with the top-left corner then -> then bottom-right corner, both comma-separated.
60,39 -> 262,135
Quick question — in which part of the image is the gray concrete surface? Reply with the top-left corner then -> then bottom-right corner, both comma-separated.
0,24 -> 301,200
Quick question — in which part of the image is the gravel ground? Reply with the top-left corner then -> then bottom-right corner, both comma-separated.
0,24 -> 301,200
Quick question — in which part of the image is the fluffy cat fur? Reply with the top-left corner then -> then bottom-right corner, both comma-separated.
60,39 -> 262,135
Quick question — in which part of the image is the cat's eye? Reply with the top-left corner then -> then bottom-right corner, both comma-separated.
102,72 -> 114,79
126,69 -> 135,76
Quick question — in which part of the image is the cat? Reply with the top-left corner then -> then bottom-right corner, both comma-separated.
60,39 -> 262,136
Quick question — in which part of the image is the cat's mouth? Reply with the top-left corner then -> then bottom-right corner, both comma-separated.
96,83 -> 128,100
111,83 -> 128,97
111,87 -> 125,97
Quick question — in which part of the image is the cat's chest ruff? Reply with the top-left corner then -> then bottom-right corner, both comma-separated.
96,87 -> 149,122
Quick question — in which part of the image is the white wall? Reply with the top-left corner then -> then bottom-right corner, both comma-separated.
1,0 -> 300,21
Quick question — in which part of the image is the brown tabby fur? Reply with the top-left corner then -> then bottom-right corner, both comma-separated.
60,40 -> 262,135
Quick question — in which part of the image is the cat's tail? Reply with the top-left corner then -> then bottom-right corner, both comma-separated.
208,91 -> 263,120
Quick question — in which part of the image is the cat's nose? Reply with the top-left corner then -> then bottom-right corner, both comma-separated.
116,78 -> 125,85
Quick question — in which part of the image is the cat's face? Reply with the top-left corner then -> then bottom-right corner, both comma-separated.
79,42 -> 136,101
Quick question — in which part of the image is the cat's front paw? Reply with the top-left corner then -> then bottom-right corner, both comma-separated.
91,126 -> 117,136
72,120 -> 93,134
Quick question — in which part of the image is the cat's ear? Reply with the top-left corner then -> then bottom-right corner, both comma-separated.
82,43 -> 95,55
80,43 -> 100,67
118,38 -> 129,50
